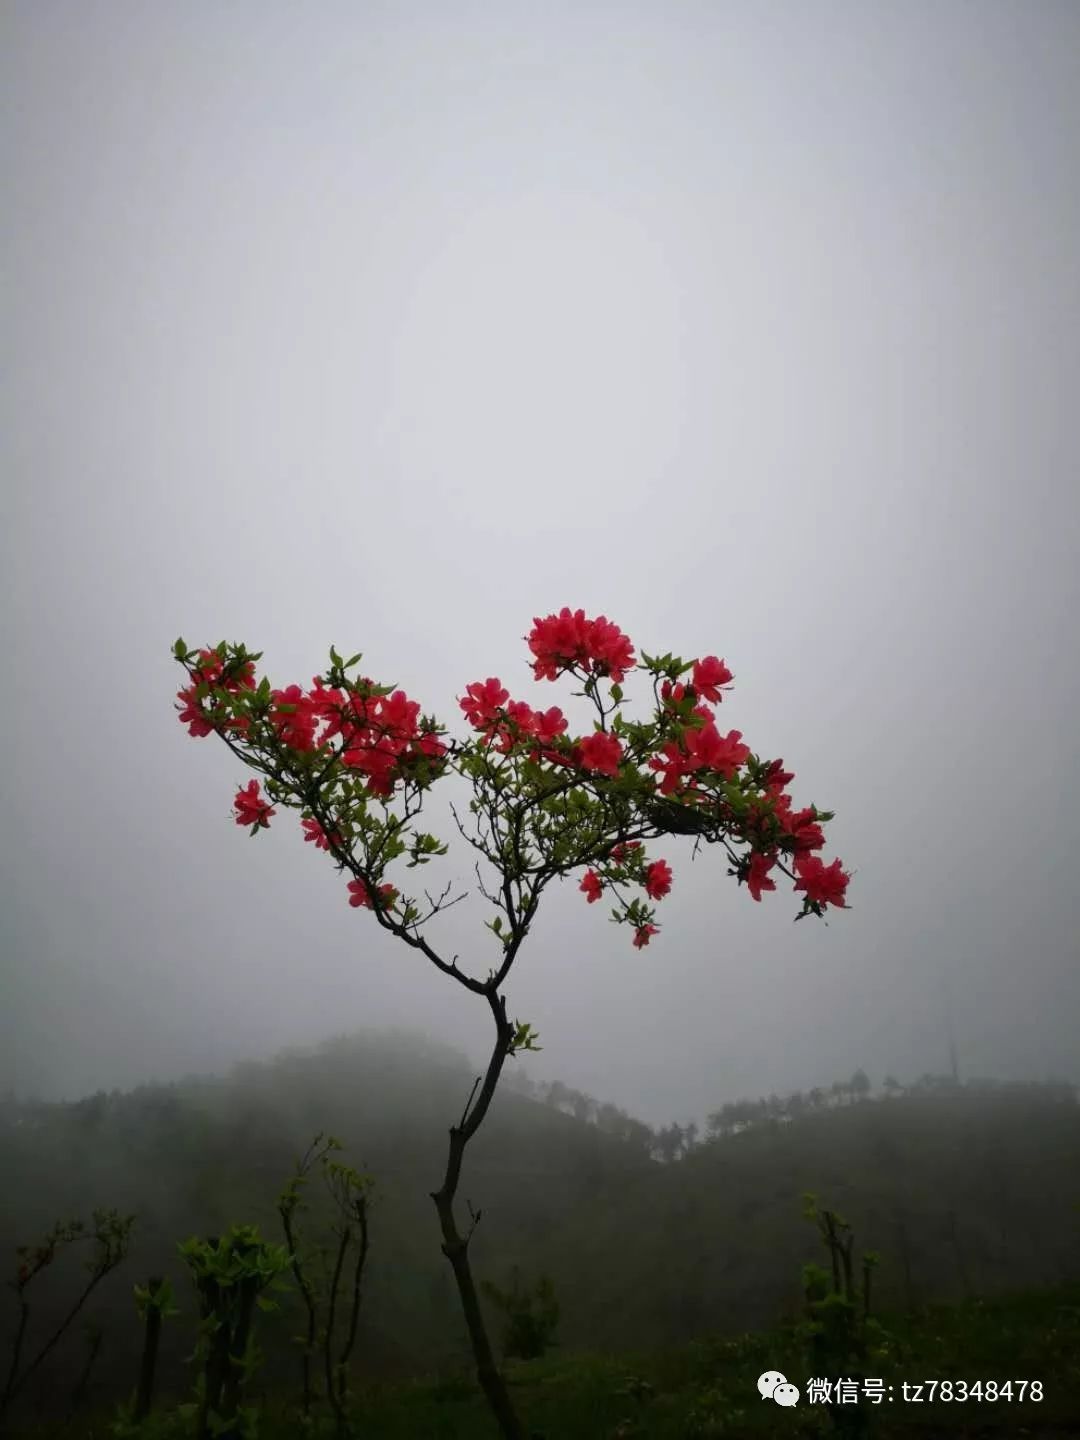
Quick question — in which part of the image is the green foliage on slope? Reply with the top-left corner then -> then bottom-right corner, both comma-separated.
1,1032 -> 1077,1428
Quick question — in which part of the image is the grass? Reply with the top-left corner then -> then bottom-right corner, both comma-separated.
7,1283 -> 1080,1438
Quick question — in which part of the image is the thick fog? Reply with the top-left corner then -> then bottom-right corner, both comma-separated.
3,1 -> 1078,1128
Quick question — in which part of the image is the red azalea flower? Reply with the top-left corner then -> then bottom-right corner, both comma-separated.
176,685 -> 215,737
793,854 -> 850,908
192,648 -> 256,694
577,731 -> 624,777
215,655 -> 256,694
762,757 -> 795,795
343,739 -> 400,796
633,924 -> 659,949
584,614 -> 636,682
648,743 -> 690,795
191,648 -> 225,687
691,655 -> 733,703
532,706 -> 568,743
491,699 -> 537,752
746,852 -> 777,902
644,859 -> 673,900
526,608 -> 636,683
785,807 -> 826,853
301,817 -> 341,851
270,684 -> 318,752
410,729 -> 447,760
376,689 -> 421,741
683,724 -> 750,778
526,607 -> 591,680
233,780 -> 275,829
580,870 -> 603,904
505,699 -> 535,731
459,677 -> 510,729
307,679 -> 347,742
347,877 -> 399,910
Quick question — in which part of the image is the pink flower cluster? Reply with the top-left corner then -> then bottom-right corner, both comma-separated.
453,608 -> 850,938
277,678 -> 446,799
177,649 -> 257,737
579,846 -> 674,949
177,610 -> 851,944
459,678 -> 569,756
178,646 -> 445,913
458,678 -> 625,776
527,607 -> 636,683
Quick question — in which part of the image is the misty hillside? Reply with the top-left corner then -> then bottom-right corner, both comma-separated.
7,2 -> 1080,1434
538,1078 -> 1080,1351
3,1030 -> 1078,1420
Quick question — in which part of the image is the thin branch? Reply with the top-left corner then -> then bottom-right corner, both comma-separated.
336,1199 -> 368,1394
458,1077 -> 482,1131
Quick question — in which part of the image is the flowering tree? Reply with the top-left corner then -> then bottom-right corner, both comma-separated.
172,607 -> 850,1438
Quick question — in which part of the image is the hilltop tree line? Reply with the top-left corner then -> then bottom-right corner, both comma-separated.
499,1066 -> 1077,1159
4,1067 -> 1074,1164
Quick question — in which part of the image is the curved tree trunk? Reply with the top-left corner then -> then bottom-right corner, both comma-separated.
430,990 -> 524,1440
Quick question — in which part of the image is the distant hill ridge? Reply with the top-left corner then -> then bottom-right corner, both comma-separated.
1,1029 -> 1077,1412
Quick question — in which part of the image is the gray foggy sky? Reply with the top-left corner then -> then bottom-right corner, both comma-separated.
3,1 -> 1079,1126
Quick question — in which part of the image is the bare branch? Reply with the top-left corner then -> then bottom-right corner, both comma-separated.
458,1077 -> 481,1131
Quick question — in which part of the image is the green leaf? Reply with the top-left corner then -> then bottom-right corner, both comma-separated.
609,682 -> 623,703
173,637 -> 189,661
